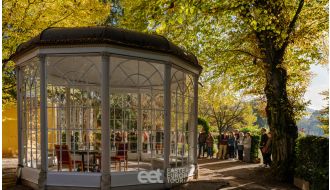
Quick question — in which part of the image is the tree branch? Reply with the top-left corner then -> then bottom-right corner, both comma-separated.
280,0 -> 305,52
219,49 -> 265,60
3,83 -> 16,91
2,58 -> 11,69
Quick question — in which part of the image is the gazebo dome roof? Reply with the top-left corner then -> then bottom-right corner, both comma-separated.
12,26 -> 201,70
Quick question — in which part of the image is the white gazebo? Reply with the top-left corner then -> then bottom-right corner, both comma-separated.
12,27 -> 202,189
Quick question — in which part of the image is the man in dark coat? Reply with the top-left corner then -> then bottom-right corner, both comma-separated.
233,129 -> 240,158
198,129 -> 207,158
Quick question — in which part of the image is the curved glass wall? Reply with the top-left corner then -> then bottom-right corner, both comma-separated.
20,54 -> 197,174
170,67 -> 195,167
46,55 -> 101,172
109,55 -> 165,171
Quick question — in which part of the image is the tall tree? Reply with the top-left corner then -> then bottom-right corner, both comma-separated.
2,0 -> 110,104
118,0 -> 328,181
199,78 -> 257,133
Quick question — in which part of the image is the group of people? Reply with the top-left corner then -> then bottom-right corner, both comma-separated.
198,128 -> 273,166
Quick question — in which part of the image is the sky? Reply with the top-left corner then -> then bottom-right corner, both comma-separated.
304,64 -> 329,110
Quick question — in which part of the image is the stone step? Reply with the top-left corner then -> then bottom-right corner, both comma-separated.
3,176 -> 16,181
2,168 -> 16,173
2,167 -> 17,189
2,183 -> 16,189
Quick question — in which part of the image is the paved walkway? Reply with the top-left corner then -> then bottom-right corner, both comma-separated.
2,158 -> 298,190
185,158 -> 299,190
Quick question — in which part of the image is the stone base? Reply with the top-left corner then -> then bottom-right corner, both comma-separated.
171,180 -> 229,190
294,177 -> 310,190
38,170 -> 47,190
193,164 -> 199,179
22,179 -> 39,190
101,173 -> 111,190
47,186 -> 99,190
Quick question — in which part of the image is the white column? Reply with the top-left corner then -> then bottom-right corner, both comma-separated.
151,90 -> 155,156
65,88 -> 71,149
163,64 -> 171,169
101,54 -> 110,190
38,54 -> 48,189
188,102 -> 194,164
137,93 -> 142,161
16,67 -> 24,168
193,74 -> 199,178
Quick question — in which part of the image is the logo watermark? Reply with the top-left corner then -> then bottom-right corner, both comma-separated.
137,169 -> 163,183
137,167 -> 189,184
166,167 -> 189,184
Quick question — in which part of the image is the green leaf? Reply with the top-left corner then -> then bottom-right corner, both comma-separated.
178,17 -> 184,24
251,20 -> 257,30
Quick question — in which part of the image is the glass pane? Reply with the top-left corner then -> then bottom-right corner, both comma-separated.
109,55 -> 165,172
47,55 -> 101,172
21,58 -> 41,169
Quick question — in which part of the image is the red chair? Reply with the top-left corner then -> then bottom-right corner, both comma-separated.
54,144 -> 82,172
111,143 -> 128,171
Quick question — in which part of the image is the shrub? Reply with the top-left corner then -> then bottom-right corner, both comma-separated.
295,136 -> 329,190
240,125 -> 262,136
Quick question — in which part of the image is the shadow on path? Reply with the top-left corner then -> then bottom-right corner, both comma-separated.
177,158 -> 299,190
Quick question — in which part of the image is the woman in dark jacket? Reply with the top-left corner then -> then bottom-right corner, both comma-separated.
227,132 -> 235,159
206,133 -> 214,158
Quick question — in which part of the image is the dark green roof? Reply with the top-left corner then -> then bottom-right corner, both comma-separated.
12,26 -> 201,70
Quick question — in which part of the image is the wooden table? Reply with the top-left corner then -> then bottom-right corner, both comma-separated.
71,150 -> 100,172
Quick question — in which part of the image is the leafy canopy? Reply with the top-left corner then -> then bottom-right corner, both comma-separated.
117,0 -> 328,120
2,0 -> 110,104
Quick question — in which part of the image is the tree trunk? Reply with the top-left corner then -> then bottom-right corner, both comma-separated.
264,55 -> 298,182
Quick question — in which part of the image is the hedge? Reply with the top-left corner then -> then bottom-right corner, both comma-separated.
198,117 -> 210,134
295,136 -> 329,190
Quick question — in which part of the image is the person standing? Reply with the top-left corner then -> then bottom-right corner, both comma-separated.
237,132 -> 244,161
217,134 -> 221,159
217,133 -> 228,159
233,129 -> 240,158
142,129 -> 149,153
198,129 -> 207,158
206,133 -> 214,158
115,131 -> 123,150
243,132 -> 252,162
259,128 -> 269,167
227,132 -> 235,159
155,125 -> 164,154
262,132 -> 272,167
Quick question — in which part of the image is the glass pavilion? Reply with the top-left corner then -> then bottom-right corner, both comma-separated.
12,27 -> 202,189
